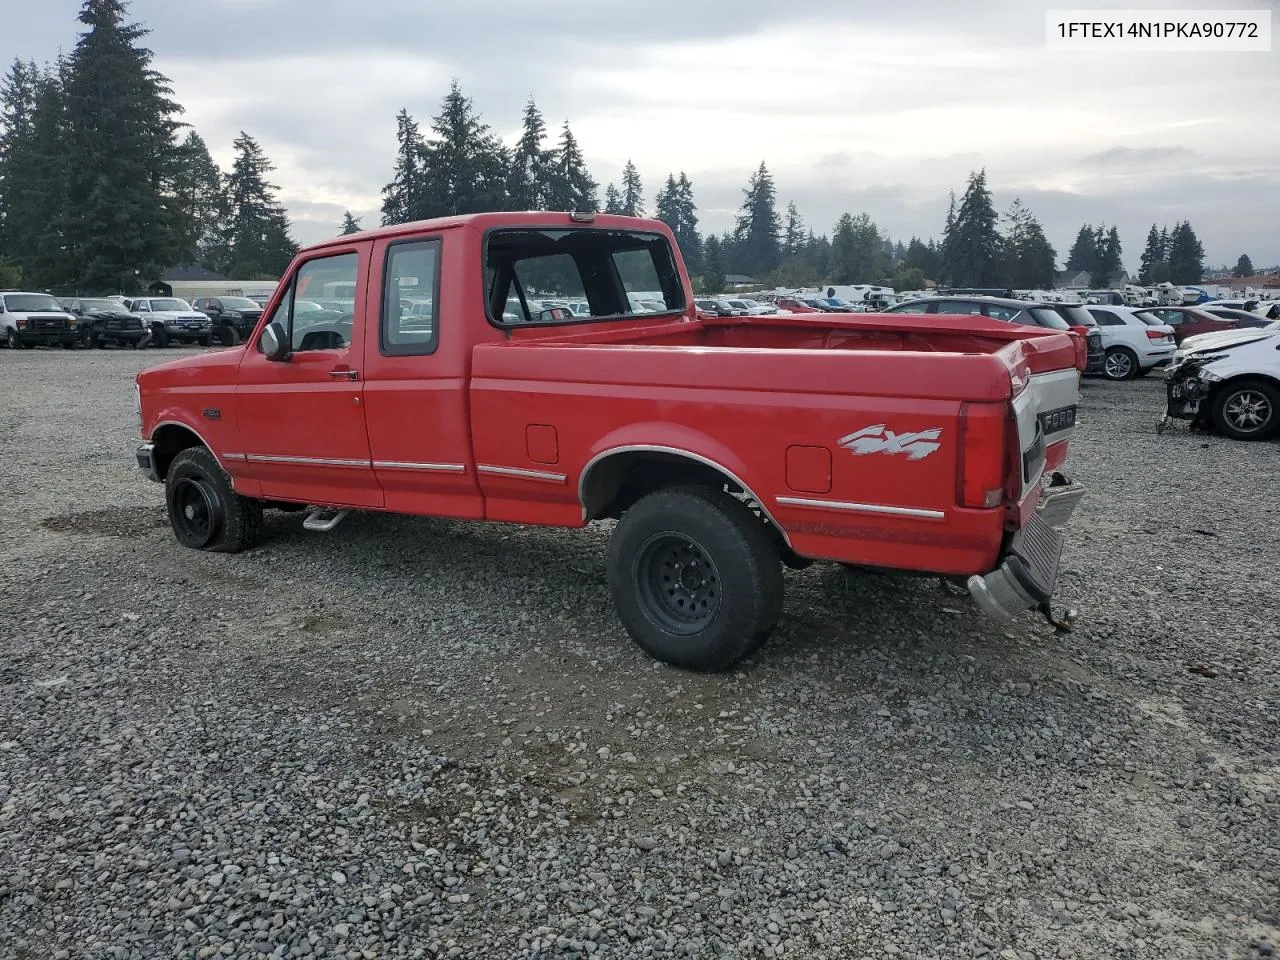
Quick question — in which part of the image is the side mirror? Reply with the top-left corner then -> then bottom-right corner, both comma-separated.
536,307 -> 572,322
260,321 -> 290,361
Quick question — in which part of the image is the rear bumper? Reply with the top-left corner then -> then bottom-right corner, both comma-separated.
967,473 -> 1085,622
136,443 -> 162,483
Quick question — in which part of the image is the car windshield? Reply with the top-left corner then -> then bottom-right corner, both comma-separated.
1027,307 -> 1073,330
149,299 -> 192,311
81,299 -> 130,314
220,297 -> 260,310
3,293 -> 61,312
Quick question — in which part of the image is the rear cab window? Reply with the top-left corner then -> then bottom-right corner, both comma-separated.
484,228 -> 685,327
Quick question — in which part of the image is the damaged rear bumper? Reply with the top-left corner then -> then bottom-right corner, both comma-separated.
967,473 -> 1085,622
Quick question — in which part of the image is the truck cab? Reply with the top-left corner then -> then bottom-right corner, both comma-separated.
136,212 -> 1085,671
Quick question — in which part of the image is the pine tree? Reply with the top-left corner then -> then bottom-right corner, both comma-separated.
701,235 -> 725,294
654,174 -> 678,227
506,97 -> 551,210
62,0 -> 185,291
341,211 -> 362,235
939,191 -> 957,284
946,170 -> 1003,287
1095,225 -> 1122,286
168,131 -> 224,268
1166,221 -> 1205,284
829,212 -> 885,284
733,162 -> 781,277
673,172 -> 701,275
420,80 -> 509,218
1065,224 -> 1097,277
782,203 -> 805,256
0,60 -> 41,269
619,160 -> 644,216
603,183 -> 623,214
381,109 -> 427,226
545,121 -> 597,212
1001,200 -> 1056,289
902,237 -> 940,281
212,132 -> 296,278
1138,224 -> 1164,285
25,64 -> 74,287
1233,254 -> 1254,278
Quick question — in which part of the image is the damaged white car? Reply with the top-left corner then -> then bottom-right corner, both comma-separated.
1161,325 -> 1280,441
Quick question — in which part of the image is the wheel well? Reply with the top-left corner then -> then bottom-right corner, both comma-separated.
1209,373 -> 1280,405
579,449 -> 794,551
151,424 -> 206,479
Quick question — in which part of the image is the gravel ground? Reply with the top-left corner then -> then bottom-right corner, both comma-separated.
1,347 -> 1276,960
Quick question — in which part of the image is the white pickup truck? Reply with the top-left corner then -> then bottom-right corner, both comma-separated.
124,297 -> 213,348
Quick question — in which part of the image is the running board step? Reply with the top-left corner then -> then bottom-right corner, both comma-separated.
302,508 -> 350,533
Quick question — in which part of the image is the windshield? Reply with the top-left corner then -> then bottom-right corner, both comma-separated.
149,299 -> 193,312
1027,307 -> 1073,330
81,299 -> 130,314
3,293 -> 62,312
220,297 -> 261,310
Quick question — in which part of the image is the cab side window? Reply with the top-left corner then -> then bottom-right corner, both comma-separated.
279,252 -> 359,352
381,239 -> 440,356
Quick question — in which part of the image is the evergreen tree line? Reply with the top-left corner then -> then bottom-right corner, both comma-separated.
1137,222 -> 1208,285
0,0 -> 297,293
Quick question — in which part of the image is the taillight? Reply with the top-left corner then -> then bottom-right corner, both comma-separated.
957,402 -> 1008,509
1146,328 -> 1167,340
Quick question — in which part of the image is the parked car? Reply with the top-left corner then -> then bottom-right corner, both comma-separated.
1172,320 -> 1280,360
193,297 -> 265,345
1035,302 -> 1105,375
1200,306 -> 1275,327
67,298 -> 148,348
736,298 -> 778,315
1137,306 -> 1248,344
1163,327 -> 1280,440
1086,306 -> 1176,380
694,298 -> 746,317
124,298 -> 213,347
0,291 -> 84,349
134,210 -> 1086,671
884,296 -> 1095,371
774,297 -> 821,314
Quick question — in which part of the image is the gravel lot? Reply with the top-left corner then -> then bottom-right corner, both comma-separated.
1,347 -> 1277,960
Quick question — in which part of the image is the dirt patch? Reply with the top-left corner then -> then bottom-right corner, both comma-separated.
40,506 -> 169,538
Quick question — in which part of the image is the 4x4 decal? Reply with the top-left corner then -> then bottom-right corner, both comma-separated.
839,425 -> 942,461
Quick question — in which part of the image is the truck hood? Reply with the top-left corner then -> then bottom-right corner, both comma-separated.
137,344 -> 244,388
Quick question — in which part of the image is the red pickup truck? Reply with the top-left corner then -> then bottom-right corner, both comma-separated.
135,212 -> 1085,671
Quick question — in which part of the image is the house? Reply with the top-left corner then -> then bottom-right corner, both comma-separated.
1053,270 -> 1091,289
724,274 -> 759,289
148,265 -> 279,301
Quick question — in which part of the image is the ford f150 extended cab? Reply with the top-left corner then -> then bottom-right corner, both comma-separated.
135,212 -> 1086,671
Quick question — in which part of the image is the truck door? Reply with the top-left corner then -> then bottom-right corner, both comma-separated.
235,243 -> 384,509
359,233 -> 484,518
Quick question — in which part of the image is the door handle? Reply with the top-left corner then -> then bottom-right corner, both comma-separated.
328,368 -> 358,381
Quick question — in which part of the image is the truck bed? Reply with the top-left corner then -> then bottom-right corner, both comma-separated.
468,312 -> 1078,576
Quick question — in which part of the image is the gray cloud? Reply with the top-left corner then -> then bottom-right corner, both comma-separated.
6,0 -> 1278,268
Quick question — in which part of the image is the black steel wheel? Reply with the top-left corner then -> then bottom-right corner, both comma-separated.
633,533 -> 722,635
165,447 -> 264,553
608,485 -> 783,671
170,475 -> 222,548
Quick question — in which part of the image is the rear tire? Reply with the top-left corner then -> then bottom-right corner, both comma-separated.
165,447 -> 264,553
607,485 -> 784,672
1211,378 -> 1280,441
1102,347 -> 1138,381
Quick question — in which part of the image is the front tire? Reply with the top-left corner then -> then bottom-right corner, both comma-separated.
217,326 -> 240,347
1212,378 -> 1280,441
607,485 -> 784,672
5,328 -> 16,349
1102,347 -> 1138,381
165,447 -> 264,553
151,327 -> 170,349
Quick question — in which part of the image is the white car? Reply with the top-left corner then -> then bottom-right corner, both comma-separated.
0,291 -> 84,349
1086,306 -> 1177,380
1174,320 -> 1280,361
124,298 -> 214,347
1163,326 -> 1280,440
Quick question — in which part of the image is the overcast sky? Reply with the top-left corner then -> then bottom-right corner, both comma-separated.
8,0 -> 1279,270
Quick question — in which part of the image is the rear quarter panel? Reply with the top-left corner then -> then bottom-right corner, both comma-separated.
469,343 -> 1020,575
